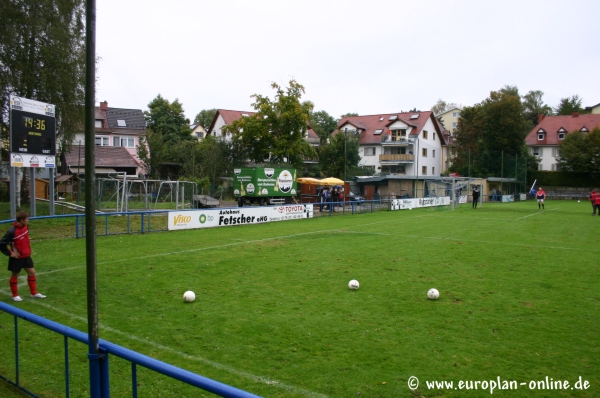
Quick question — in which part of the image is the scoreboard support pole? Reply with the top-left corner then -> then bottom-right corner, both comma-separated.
29,168 -> 36,217
9,167 -> 16,219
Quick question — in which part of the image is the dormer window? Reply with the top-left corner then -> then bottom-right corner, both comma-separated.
558,132 -> 565,140
95,120 -> 102,128
581,127 -> 589,133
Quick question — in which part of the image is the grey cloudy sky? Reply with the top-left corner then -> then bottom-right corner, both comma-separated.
95,0 -> 600,123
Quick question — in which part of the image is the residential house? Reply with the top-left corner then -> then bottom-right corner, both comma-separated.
207,109 -> 320,147
335,111 -> 449,198
436,107 -> 461,135
525,112 -> 600,171
190,123 -> 208,141
71,101 -> 146,176
584,102 -> 600,114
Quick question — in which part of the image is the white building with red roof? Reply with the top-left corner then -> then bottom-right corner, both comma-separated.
525,112 -> 600,171
336,111 -> 450,177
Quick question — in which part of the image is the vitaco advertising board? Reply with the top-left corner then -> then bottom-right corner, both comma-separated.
168,204 -> 313,230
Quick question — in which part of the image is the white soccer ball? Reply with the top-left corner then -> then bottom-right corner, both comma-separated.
427,288 -> 440,300
348,280 -> 360,290
183,290 -> 196,302
578,200 -> 580,202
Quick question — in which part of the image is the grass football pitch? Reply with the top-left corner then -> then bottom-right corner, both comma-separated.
0,200 -> 598,397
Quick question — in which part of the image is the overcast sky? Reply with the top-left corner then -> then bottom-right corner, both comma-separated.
95,0 -> 600,123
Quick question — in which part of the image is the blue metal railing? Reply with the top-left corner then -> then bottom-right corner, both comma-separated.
0,301 -> 261,398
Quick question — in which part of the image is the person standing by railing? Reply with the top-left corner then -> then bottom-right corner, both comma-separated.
0,211 -> 46,302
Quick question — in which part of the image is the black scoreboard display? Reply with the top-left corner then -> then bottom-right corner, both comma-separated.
9,95 -> 57,157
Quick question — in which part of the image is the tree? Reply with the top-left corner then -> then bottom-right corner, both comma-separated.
340,112 -> 359,118
194,108 -> 217,130
309,109 -> 338,144
0,0 -> 86,208
431,99 -> 461,116
521,90 -> 552,127
318,130 -> 360,179
557,128 -> 600,179
451,87 -> 534,178
222,80 -> 317,168
144,95 -> 193,145
554,95 -> 583,115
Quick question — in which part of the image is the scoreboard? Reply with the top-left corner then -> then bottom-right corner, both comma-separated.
9,95 -> 56,168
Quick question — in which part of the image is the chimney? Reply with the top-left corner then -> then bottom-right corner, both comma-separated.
538,113 -> 543,124
100,101 -> 108,110
572,111 -> 579,117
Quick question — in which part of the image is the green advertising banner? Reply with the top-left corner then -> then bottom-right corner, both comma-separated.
233,167 -> 297,197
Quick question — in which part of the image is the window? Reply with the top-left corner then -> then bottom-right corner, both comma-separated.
552,147 -> 559,157
452,122 -> 457,128
432,167 -> 435,175
558,132 -> 565,140
533,147 -> 543,156
422,166 -> 427,175
423,130 -> 428,139
116,119 -> 126,127
551,164 -> 561,171
114,136 -> 135,148
538,133 -> 544,140
374,129 -> 383,135
433,133 -> 436,141
452,112 -> 459,117
364,147 -> 376,156
410,114 -> 419,119
432,149 -> 436,158
95,120 -> 102,128
95,136 -> 109,146
422,148 -> 427,157
538,164 -> 543,170
389,115 -> 398,121
391,129 -> 406,141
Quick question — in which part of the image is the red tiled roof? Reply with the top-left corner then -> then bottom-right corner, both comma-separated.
525,113 -> 600,146
335,111 -> 448,145
64,145 -> 140,168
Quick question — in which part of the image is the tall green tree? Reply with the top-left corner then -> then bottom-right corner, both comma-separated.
309,109 -> 338,144
318,131 -> 360,179
340,112 -> 359,119
557,128 -> 600,179
144,95 -> 193,145
521,90 -> 552,127
554,95 -> 583,115
222,80 -> 317,168
451,87 -> 535,178
0,0 -> 86,154
194,108 -> 217,130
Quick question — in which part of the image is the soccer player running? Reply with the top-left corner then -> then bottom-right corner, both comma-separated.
0,211 -> 46,302
536,187 -> 546,210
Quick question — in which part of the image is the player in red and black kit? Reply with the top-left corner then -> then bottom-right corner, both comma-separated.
594,192 -> 600,217
536,187 -> 546,209
590,190 -> 598,216
0,211 -> 46,302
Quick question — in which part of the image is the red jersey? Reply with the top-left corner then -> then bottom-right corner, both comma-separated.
0,222 -> 31,259
591,191 -> 598,202
536,190 -> 546,200
594,195 -> 600,205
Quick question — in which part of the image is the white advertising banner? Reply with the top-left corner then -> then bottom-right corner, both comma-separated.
168,204 -> 313,231
390,197 -> 450,211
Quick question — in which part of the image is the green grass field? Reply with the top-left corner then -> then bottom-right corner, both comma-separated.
0,200 -> 598,397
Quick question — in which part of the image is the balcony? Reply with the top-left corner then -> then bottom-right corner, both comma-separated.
379,154 -> 414,163
381,136 -> 410,145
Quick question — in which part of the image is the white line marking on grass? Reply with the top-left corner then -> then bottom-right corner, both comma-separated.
339,230 -> 600,252
0,291 -> 327,398
516,208 -> 558,220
